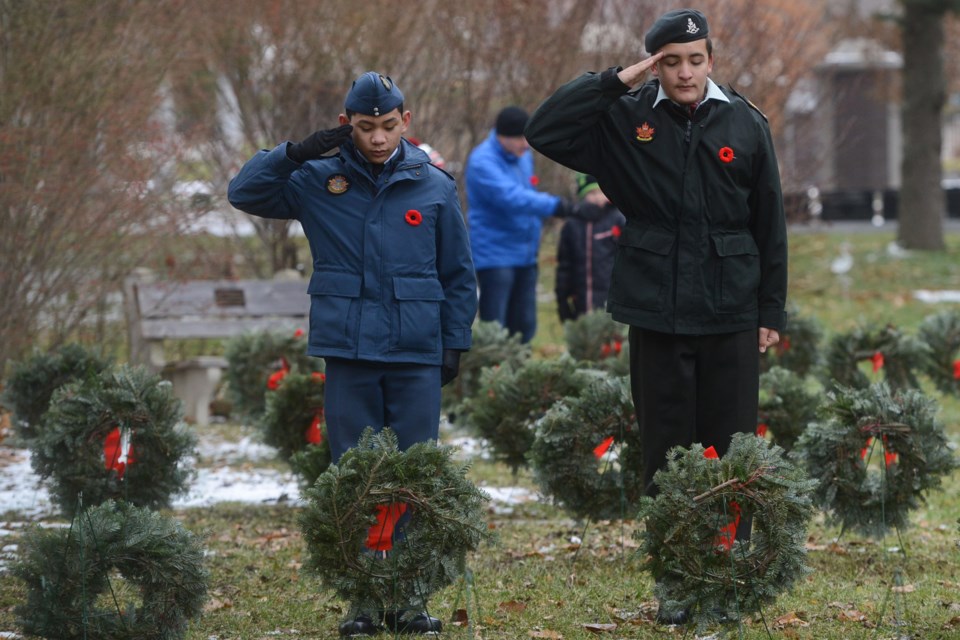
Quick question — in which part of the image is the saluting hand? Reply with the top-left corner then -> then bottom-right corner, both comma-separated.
617,52 -> 665,88
287,124 -> 354,163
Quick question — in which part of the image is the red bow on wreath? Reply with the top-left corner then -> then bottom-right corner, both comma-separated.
104,427 -> 135,479
703,446 -> 741,551
953,359 -> 960,380
593,436 -> 615,459
305,410 -> 324,445
267,357 -> 290,390
365,503 -> 409,552
871,351 -> 885,373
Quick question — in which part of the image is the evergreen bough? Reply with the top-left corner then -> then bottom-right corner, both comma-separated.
822,323 -> 925,392
1,343 -> 112,442
758,367 -> 823,451
795,383 -> 957,538
30,365 -> 196,518
299,429 -> 491,616
530,374 -> 643,521
258,371 -> 331,487
637,433 -> 816,627
223,330 -> 322,422
440,320 -> 531,423
916,309 -> 960,396
464,356 -> 595,472
12,499 -> 208,640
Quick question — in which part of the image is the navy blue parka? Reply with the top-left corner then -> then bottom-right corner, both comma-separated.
228,138 -> 477,365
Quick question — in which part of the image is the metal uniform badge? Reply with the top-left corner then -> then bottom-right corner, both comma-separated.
635,122 -> 655,143
326,174 -> 350,195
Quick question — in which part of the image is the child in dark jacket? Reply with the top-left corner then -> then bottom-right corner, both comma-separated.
555,173 -> 626,322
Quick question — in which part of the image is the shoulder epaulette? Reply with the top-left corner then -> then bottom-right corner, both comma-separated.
727,86 -> 768,122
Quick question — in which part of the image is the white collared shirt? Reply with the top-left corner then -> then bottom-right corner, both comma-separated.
653,77 -> 729,110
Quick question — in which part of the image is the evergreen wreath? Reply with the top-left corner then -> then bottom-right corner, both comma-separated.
463,356 -> 594,472
12,499 -> 208,640
916,309 -> 960,396
223,329 -> 322,422
822,323 -> 926,392
1,343 -> 112,442
257,370 -> 331,487
757,366 -> 823,452
30,365 -> 196,519
637,433 -> 816,626
563,310 -> 629,370
441,320 -> 531,423
299,429 -> 491,616
795,383 -> 957,538
760,306 -> 823,377
529,374 -> 643,521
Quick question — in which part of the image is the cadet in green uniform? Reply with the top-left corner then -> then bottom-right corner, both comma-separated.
526,9 -> 787,619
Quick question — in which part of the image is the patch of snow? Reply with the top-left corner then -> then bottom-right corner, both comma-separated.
914,290 -> 960,303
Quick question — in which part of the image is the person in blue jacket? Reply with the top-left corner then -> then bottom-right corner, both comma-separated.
465,106 -> 570,344
228,71 -> 476,637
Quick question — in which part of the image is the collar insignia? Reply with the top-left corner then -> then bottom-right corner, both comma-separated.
326,173 -> 350,195
635,122 -> 656,143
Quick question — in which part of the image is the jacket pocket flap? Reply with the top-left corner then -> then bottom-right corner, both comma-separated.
712,233 -> 759,257
394,277 -> 445,301
619,227 -> 675,255
307,272 -> 362,296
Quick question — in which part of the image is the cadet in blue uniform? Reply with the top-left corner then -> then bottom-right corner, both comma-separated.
526,9 -> 787,624
228,72 -> 476,636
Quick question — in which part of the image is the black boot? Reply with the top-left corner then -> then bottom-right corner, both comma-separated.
383,611 -> 442,634
339,614 -> 382,637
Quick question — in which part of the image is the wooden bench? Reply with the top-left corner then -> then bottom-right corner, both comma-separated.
123,269 -> 309,425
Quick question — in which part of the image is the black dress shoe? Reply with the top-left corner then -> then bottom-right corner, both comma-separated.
338,614 -> 382,637
655,606 -> 689,626
383,611 -> 442,634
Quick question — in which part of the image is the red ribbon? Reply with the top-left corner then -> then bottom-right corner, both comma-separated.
103,427 -> 134,479
305,411 -> 324,444
953,359 -> 960,380
266,357 -> 290,390
756,423 -> 768,438
365,503 -> 409,551
871,351 -> 884,373
701,446 -> 739,550
593,436 -> 615,459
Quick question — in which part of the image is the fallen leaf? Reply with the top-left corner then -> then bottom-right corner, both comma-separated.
773,612 -> 809,629
529,631 -> 563,639
450,609 -> 469,626
203,597 -> 233,612
582,622 -> 617,634
891,584 -> 915,593
837,609 -> 868,623
499,600 -> 527,613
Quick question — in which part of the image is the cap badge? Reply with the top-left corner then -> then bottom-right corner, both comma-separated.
635,122 -> 656,143
379,74 -> 392,91
326,173 -> 350,195
686,18 -> 700,35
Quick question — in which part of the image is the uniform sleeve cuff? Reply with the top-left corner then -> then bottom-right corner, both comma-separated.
600,66 -> 630,95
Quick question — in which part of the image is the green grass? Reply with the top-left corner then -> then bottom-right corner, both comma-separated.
3,226 -> 960,639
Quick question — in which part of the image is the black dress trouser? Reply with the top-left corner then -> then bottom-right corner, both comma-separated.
628,326 -> 760,497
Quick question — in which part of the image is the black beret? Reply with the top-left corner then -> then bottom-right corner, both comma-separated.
644,9 -> 709,54
344,71 -> 404,117
495,106 -> 529,137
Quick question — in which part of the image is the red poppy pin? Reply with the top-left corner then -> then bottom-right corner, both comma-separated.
530,175 -> 540,186
405,209 -> 423,226
718,146 -> 735,163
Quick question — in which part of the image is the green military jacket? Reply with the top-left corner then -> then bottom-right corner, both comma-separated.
526,68 -> 787,335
